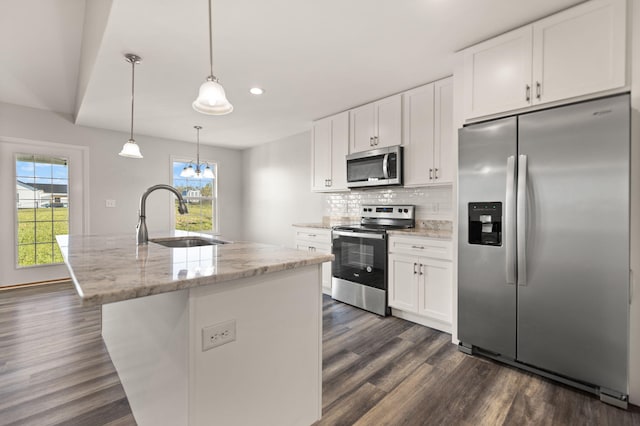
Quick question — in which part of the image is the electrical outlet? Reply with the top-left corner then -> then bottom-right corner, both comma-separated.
202,320 -> 236,351
105,199 -> 116,208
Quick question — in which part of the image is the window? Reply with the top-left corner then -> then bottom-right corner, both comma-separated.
172,160 -> 218,233
15,154 -> 69,267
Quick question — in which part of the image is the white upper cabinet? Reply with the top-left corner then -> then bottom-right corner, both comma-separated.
403,77 -> 453,186
463,26 -> 533,120
403,83 -> 435,186
463,0 -> 626,120
433,78 -> 454,184
531,0 -> 626,105
311,117 -> 331,191
351,93 -> 402,153
311,111 -> 349,192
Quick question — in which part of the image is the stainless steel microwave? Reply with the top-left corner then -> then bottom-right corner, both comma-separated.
346,145 -> 403,188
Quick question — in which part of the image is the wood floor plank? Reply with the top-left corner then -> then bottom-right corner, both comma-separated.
317,382 -> 387,426
322,336 -> 415,408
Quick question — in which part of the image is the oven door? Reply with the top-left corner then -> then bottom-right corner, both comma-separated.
332,230 -> 387,289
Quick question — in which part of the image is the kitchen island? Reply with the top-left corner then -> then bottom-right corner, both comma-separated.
57,233 -> 332,426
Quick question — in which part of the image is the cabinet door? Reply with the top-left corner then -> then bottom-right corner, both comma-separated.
311,117 -> 331,191
330,111 -> 349,190
433,78 -> 454,184
388,254 -> 418,313
350,103 -> 376,153
375,94 -> 403,148
418,258 -> 452,324
402,83 -> 435,186
463,26 -> 533,120
532,0 -> 626,105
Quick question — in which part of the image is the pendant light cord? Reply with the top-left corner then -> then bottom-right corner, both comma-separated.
130,59 -> 136,140
195,125 -> 202,173
208,0 -> 214,78
197,127 -> 200,166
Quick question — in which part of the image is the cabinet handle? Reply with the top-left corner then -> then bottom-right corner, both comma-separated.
419,264 -> 424,275
327,179 -> 332,187
434,168 -> 439,180
374,136 -> 378,146
429,168 -> 433,180
369,137 -> 373,146
536,81 -> 541,100
412,245 -> 425,250
308,234 -> 316,237
413,263 -> 418,275
525,84 -> 531,102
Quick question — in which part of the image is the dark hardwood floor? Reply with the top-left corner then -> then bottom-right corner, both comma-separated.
1,282 -> 638,425
0,283 -> 135,426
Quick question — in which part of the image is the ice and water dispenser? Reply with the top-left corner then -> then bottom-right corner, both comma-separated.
468,202 -> 502,246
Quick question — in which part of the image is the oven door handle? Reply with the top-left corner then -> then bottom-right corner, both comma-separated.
333,230 -> 385,240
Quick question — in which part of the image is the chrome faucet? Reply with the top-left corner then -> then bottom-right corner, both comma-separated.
136,184 -> 189,245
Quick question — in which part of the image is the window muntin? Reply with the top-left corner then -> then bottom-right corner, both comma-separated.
15,154 -> 69,267
172,160 -> 218,234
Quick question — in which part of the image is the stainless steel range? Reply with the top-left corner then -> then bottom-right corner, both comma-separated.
332,205 -> 415,316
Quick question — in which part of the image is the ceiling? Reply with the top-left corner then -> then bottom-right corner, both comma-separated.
1,0 -> 585,149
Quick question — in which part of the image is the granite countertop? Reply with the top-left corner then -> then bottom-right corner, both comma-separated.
57,232 -> 333,306
292,217 -> 358,229
386,228 -> 452,240
292,222 -> 333,229
293,218 -> 453,241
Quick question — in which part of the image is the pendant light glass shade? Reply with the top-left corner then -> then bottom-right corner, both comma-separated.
180,164 -> 196,177
119,139 -> 143,158
203,165 -> 214,179
193,77 -> 233,115
119,54 -> 143,158
193,0 -> 233,116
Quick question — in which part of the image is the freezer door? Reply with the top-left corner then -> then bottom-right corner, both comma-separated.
458,117 -> 517,358
517,94 -> 629,393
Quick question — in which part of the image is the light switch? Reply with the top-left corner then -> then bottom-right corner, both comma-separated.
105,199 -> 116,208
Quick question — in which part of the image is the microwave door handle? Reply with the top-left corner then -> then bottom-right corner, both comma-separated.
382,153 -> 389,179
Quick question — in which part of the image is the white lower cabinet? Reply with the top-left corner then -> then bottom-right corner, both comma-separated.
388,235 -> 452,332
294,227 -> 332,294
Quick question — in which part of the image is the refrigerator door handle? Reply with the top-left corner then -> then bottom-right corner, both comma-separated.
517,154 -> 528,286
505,155 -> 517,285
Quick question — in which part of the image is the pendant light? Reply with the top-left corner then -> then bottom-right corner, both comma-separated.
181,126 -> 215,179
119,54 -> 143,158
192,0 -> 233,115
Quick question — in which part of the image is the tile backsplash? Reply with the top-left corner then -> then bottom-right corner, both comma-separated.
324,185 -> 453,220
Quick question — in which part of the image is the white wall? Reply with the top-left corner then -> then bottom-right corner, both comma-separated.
242,131 -> 323,247
0,102 -> 243,240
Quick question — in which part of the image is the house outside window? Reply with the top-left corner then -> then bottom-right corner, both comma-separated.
172,160 -> 218,234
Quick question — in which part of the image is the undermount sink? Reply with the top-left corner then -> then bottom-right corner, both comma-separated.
150,236 -> 229,248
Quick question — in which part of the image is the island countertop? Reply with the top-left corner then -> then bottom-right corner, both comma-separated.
57,232 -> 333,306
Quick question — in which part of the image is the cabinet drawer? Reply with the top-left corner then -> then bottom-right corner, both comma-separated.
388,236 -> 452,260
295,242 -> 331,254
294,228 -> 331,245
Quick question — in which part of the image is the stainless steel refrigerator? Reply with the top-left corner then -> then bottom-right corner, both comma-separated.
458,94 -> 630,407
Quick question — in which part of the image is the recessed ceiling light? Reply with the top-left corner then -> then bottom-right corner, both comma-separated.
249,87 -> 264,95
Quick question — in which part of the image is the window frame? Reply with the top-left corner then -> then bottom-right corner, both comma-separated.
170,156 -> 219,235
